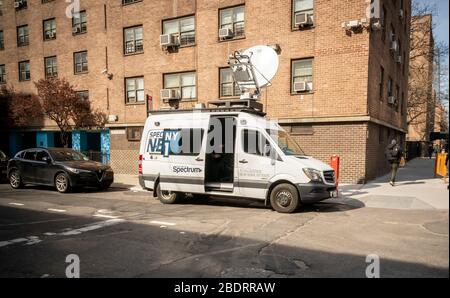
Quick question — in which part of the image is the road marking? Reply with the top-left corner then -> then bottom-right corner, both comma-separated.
9,203 -> 24,206
150,220 -> 176,226
94,214 -> 119,219
60,219 -> 125,236
47,208 -> 66,213
0,236 -> 42,248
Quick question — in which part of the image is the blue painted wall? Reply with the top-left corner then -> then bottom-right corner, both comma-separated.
36,132 -> 55,148
9,133 -> 22,156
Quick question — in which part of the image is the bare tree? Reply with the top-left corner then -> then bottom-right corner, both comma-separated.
408,1 -> 449,132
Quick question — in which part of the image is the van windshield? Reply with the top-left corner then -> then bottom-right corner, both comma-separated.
268,129 -> 306,156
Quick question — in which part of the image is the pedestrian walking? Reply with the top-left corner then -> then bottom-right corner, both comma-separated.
385,139 -> 403,187
428,144 -> 434,159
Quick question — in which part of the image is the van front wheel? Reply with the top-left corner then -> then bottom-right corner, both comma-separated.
156,183 -> 181,204
270,183 -> 300,213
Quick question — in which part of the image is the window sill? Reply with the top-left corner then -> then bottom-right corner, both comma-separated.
290,91 -> 314,96
17,44 -> 29,48
218,36 -> 246,43
44,38 -> 56,42
74,71 -> 89,75
219,96 -> 241,100
291,25 -> 315,32
124,51 -> 144,57
19,80 -> 31,82
125,102 -> 146,106
72,31 -> 87,36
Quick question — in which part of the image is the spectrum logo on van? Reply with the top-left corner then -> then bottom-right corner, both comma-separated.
172,166 -> 202,174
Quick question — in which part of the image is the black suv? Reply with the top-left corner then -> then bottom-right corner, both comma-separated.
7,148 -> 114,193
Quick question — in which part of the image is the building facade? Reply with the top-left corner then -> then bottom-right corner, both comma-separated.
0,0 -> 411,183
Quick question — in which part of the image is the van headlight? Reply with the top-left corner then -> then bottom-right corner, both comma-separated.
302,168 -> 323,183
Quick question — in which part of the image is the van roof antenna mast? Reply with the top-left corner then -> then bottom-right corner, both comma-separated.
228,45 -> 280,101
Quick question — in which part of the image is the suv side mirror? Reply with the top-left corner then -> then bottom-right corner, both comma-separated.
43,157 -> 51,164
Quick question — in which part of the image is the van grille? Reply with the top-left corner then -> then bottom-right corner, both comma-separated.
323,171 -> 335,184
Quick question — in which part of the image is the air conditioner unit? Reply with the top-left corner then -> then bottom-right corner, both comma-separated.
390,41 -> 398,53
108,115 -> 118,122
346,19 -> 362,29
399,9 -> 404,19
160,89 -> 180,101
14,1 -> 21,8
219,28 -> 234,39
388,96 -> 397,105
160,34 -> 178,47
293,81 -> 309,92
48,32 -> 55,39
396,55 -> 402,64
72,27 -> 80,34
295,13 -> 312,27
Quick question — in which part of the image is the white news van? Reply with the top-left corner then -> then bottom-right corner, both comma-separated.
138,100 -> 337,213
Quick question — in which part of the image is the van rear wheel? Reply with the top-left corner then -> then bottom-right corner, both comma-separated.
270,183 -> 300,213
156,183 -> 181,204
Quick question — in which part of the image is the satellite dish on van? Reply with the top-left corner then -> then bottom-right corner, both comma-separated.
228,45 -> 279,99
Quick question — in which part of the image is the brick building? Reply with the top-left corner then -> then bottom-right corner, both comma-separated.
0,0 -> 411,183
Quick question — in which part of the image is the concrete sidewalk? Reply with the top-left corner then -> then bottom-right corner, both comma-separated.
112,174 -> 144,192
338,158 -> 449,210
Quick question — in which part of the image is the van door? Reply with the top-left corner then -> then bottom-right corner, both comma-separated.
160,127 -> 207,194
236,128 -> 276,200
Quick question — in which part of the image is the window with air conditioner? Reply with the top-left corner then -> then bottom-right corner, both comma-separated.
219,68 -> 240,98
14,0 -> 27,10
124,26 -> 143,54
72,10 -> 87,35
18,60 -> 30,81
17,25 -> 29,47
43,18 -> 56,41
163,72 -> 196,102
74,51 -> 88,74
44,56 -> 57,78
292,59 -> 313,93
125,77 -> 145,104
163,16 -> 195,47
219,5 -> 245,39
293,0 -> 314,29
0,64 -> 6,84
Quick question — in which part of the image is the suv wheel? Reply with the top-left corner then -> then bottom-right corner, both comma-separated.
55,173 -> 71,193
156,183 -> 181,204
9,170 -> 24,189
270,183 -> 300,213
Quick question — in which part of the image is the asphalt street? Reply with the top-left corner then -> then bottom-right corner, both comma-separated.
0,182 -> 448,278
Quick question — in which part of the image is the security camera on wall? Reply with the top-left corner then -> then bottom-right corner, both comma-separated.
101,69 -> 113,80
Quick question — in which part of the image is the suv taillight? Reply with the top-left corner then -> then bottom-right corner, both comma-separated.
138,154 -> 143,175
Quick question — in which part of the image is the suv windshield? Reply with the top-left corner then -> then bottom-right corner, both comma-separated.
268,129 -> 306,156
49,150 -> 89,162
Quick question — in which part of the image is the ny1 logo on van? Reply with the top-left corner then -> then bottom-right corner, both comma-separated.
148,130 -> 181,156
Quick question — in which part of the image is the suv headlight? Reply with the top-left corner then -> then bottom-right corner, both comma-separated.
66,167 -> 90,174
302,168 -> 323,183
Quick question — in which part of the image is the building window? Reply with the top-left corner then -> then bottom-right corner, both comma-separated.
74,51 -> 88,74
15,0 -> 27,10
17,25 -> 29,47
163,16 -> 195,47
387,77 -> 393,97
219,5 -> 245,39
0,31 -> 4,50
124,26 -> 143,54
44,56 -> 57,78
379,66 -> 384,100
126,127 -> 144,141
125,77 -> 145,103
43,18 -> 56,40
76,90 -> 89,101
292,59 -> 313,93
122,0 -> 142,5
163,72 -> 196,101
219,68 -> 240,98
292,0 -> 314,29
72,10 -> 87,35
19,60 -> 30,81
242,129 -> 271,157
0,64 -> 5,84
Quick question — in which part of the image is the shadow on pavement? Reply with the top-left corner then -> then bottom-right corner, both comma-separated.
0,206 -> 447,278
